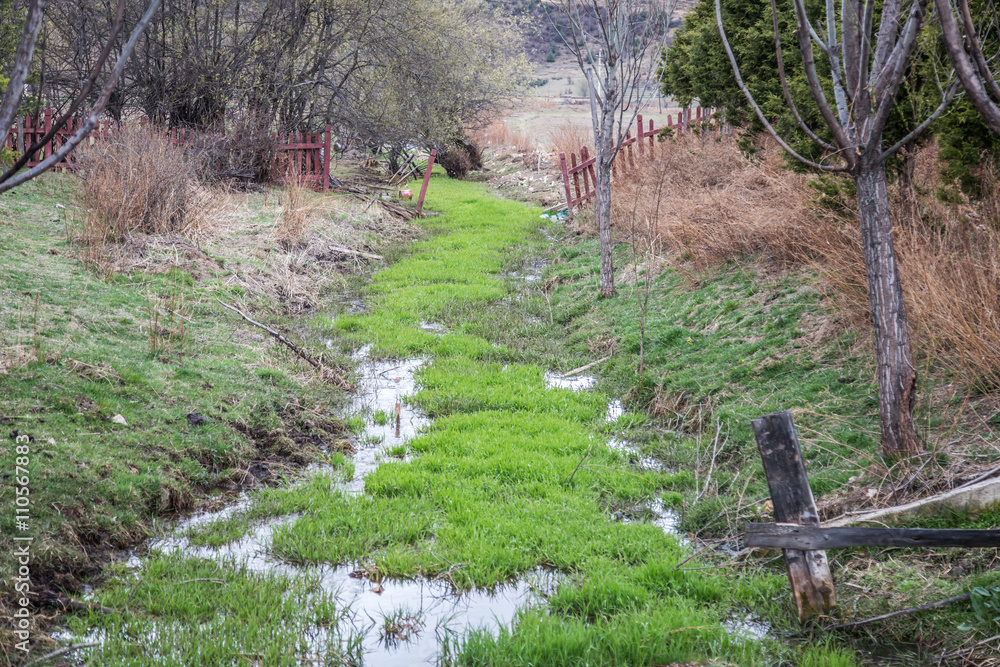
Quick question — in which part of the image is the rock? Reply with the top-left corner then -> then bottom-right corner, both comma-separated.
111,414 -> 128,426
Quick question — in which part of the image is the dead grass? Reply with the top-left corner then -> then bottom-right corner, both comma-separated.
470,119 -> 538,161
275,177 -> 324,247
614,132 -> 1000,393
549,120 -> 593,161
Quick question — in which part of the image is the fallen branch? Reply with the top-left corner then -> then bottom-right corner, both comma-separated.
562,356 -> 612,378
936,632 -> 1000,663
825,593 -> 970,631
216,299 -> 351,390
24,642 -> 101,666
326,244 -> 383,261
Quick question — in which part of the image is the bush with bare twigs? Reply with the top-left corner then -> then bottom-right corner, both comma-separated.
614,133 -> 1000,390
75,127 -> 205,241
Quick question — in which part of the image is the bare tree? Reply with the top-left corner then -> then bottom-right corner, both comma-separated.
0,0 -> 161,194
715,0 -> 958,458
935,0 -> 1000,133
552,0 -> 676,298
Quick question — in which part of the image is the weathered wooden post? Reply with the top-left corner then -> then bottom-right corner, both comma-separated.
637,114 -> 645,156
752,410 -> 836,622
559,152 -> 574,213
322,125 -> 332,194
416,149 -> 436,217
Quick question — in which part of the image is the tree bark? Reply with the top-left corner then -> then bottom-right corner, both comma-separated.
854,160 -> 920,459
596,141 -> 615,299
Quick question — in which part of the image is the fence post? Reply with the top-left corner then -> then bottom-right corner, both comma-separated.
648,118 -> 655,151
323,125 -> 332,193
637,114 -> 644,156
580,146 -> 593,201
752,411 -> 836,623
560,152 -> 574,213
416,149 -> 436,217
43,108 -> 52,161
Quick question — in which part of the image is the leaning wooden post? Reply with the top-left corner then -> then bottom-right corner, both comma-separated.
416,149 -> 436,217
559,152 -> 574,214
322,124 -> 332,194
752,410 -> 836,622
636,114 -> 645,156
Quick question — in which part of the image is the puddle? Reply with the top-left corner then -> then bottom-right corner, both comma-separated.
543,372 -> 596,391
607,438 -> 665,472
68,349 -> 559,666
504,259 -> 549,283
418,321 -> 447,335
723,614 -> 771,642
605,399 -> 624,422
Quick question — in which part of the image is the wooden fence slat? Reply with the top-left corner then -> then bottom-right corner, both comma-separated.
746,524 -> 1000,550
637,115 -> 645,156
580,146 -> 592,199
752,411 -> 836,622
323,125 -> 332,193
570,152 -> 582,203
560,152 -> 574,211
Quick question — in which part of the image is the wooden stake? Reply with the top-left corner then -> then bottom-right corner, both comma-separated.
394,401 -> 401,438
752,411 -> 836,622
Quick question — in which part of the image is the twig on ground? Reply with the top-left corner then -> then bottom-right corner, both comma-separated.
695,420 -> 724,503
216,299 -> 351,390
24,642 -> 101,667
825,593 -> 970,631
937,633 -> 1000,663
562,355 -> 612,378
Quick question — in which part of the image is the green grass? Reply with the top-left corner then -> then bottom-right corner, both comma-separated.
29,174 -> 873,666
0,176 -> 354,657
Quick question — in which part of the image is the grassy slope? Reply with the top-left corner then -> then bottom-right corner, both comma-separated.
0,176 -> 359,664
535,236 -> 1000,656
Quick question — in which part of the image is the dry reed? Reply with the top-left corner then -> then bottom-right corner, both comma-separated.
274,177 -> 324,247
549,121 -> 593,162
469,120 -> 537,157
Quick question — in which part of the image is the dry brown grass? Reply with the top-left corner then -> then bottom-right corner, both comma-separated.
274,177 -> 324,247
470,119 -> 538,158
549,120 -> 593,161
614,133 -> 1000,389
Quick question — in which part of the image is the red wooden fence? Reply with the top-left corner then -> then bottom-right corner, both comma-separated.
559,106 -> 716,212
4,109 -> 332,192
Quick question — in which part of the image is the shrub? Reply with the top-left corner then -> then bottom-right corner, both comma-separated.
75,126 -> 202,241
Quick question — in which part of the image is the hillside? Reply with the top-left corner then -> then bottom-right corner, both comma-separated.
489,0 -> 697,64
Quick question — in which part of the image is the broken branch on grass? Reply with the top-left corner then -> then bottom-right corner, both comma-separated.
177,578 -> 227,586
936,632 -> 1000,662
215,299 -> 350,390
562,356 -> 612,378
24,642 -> 101,667
825,593 -> 970,631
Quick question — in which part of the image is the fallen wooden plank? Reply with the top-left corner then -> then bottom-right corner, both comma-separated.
746,522 -> 1000,549
824,476 -> 1000,528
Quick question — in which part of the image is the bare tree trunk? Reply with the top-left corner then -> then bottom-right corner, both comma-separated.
854,160 -> 920,459
596,103 -> 616,298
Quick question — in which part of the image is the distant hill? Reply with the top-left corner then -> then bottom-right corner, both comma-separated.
487,0 -> 696,64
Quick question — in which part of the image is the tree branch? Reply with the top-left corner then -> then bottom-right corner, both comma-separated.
715,0 -> 848,172
0,0 -> 48,140
0,0 -> 161,194
771,0 -> 837,150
